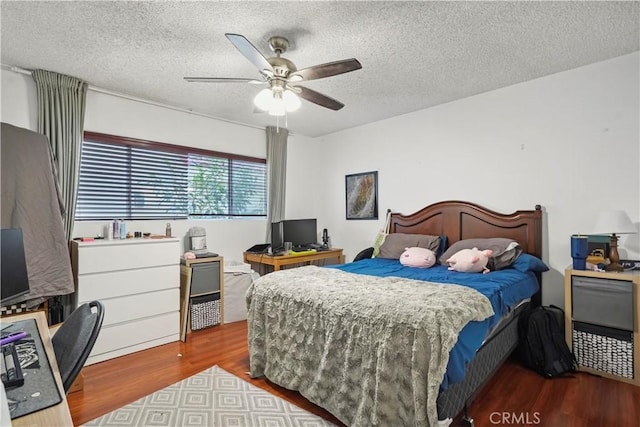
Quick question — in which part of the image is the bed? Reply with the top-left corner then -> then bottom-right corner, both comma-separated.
247,200 -> 544,426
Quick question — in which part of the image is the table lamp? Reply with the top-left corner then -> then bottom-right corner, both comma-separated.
592,210 -> 637,272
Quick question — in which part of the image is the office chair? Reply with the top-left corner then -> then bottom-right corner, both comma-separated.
353,247 -> 374,262
51,300 -> 104,393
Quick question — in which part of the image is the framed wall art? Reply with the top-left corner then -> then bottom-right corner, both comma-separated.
345,171 -> 378,220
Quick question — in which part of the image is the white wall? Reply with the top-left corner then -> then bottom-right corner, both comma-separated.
291,52 -> 639,307
1,69 -> 38,129
3,52 -> 639,307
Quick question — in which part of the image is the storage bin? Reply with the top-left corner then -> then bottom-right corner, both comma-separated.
572,276 -> 633,330
190,262 -> 221,295
224,261 -> 259,324
572,321 -> 634,379
190,293 -> 221,330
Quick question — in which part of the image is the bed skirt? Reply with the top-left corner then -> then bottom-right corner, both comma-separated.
436,302 -> 528,420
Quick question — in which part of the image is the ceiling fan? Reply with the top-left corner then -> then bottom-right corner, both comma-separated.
184,33 -> 362,115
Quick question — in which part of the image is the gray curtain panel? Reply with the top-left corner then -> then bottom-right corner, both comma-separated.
32,69 -> 88,241
265,126 -> 288,242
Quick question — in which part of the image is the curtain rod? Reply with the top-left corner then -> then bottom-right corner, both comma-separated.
3,64 -> 269,133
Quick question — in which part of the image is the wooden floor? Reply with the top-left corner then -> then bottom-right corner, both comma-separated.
69,321 -> 640,427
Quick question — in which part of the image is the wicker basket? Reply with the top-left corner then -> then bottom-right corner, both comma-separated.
190,294 -> 221,330
572,321 -> 633,379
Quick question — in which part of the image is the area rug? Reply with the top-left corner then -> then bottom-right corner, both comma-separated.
84,365 -> 336,426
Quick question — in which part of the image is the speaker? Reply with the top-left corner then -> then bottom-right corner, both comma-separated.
322,228 -> 329,246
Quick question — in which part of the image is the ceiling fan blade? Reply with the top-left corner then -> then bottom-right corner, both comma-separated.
294,86 -> 345,111
225,33 -> 273,74
184,77 -> 265,84
291,58 -> 362,82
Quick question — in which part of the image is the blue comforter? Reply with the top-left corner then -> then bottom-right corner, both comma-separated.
328,258 -> 540,390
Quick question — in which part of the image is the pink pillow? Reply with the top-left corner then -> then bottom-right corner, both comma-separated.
446,247 -> 493,274
400,247 -> 436,268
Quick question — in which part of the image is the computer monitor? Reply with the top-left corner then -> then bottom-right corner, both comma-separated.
283,219 -> 317,248
270,221 -> 284,251
1,228 -> 31,305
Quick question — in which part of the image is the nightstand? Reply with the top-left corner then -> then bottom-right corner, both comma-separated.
564,268 -> 640,386
180,256 -> 224,341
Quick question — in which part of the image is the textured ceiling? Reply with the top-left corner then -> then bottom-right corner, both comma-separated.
2,1 -> 638,138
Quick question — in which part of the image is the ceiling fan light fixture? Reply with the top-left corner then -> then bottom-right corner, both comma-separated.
283,89 -> 301,111
254,88 -> 301,116
253,88 -> 274,111
268,104 -> 286,117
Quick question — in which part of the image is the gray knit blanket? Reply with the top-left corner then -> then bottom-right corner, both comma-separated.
247,266 -> 493,427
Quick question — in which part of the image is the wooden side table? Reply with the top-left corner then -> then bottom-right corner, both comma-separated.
179,256 -> 224,341
564,267 -> 640,386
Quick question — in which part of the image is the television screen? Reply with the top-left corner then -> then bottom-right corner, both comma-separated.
1,228 -> 31,305
283,219 -> 317,248
270,221 -> 284,251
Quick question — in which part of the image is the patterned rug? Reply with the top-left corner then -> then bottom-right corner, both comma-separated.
84,365 -> 336,426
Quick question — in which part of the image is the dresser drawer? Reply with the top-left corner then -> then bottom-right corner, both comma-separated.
572,276 -> 633,331
98,288 -> 179,327
76,240 -> 180,274
90,311 -> 180,359
76,265 -> 178,301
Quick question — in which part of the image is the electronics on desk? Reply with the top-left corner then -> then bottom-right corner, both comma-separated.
246,243 -> 270,254
1,344 -> 24,389
271,221 -> 284,253
271,218 -> 318,252
1,228 -> 31,306
322,228 -> 331,248
246,219 -> 331,256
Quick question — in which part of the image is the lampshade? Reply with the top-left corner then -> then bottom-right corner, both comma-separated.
591,210 -> 636,235
253,88 -> 301,116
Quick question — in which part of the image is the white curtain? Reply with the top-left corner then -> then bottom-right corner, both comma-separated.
265,126 -> 288,241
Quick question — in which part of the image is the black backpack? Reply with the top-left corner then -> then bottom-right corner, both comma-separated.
518,305 -> 577,378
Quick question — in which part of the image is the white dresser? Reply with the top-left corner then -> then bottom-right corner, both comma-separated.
70,238 -> 181,365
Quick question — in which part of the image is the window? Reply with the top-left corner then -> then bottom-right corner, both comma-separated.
75,132 -> 267,220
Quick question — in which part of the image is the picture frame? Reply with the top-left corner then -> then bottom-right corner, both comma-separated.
345,171 -> 378,220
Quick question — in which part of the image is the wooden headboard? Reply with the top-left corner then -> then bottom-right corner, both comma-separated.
389,200 -> 543,260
